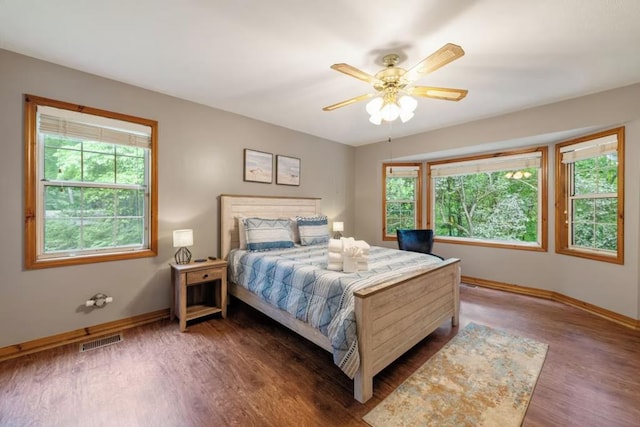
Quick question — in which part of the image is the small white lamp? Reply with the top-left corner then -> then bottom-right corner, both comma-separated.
173,229 -> 193,264
332,221 -> 344,239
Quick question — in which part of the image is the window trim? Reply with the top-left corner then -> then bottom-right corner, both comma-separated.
555,127 -> 624,264
24,94 -> 158,269
427,146 -> 548,252
382,162 -> 423,241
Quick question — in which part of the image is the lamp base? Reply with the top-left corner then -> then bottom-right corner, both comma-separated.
174,247 -> 192,264
333,232 -> 343,239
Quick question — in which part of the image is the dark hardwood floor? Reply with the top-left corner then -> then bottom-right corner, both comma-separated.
1,284 -> 639,426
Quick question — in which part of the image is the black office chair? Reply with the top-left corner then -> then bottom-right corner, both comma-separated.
396,229 -> 444,260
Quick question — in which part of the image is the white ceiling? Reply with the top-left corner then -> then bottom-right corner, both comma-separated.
2,0 -> 640,146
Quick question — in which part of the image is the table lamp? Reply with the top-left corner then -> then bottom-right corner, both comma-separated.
332,221 -> 344,239
173,229 -> 193,264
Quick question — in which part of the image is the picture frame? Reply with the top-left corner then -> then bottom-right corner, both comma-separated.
276,155 -> 301,186
243,149 -> 273,183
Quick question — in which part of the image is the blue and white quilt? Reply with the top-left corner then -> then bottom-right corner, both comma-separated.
228,244 -> 442,378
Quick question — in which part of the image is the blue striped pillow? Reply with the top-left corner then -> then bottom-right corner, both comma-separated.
243,217 -> 294,251
296,215 -> 329,246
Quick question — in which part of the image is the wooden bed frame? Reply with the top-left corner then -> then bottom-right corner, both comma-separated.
219,194 -> 460,403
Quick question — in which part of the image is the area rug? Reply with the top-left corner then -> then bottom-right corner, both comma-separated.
363,322 -> 548,427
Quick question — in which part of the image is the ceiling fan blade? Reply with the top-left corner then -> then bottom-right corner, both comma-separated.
323,93 -> 375,111
330,63 -> 380,84
407,86 -> 468,101
403,43 -> 465,82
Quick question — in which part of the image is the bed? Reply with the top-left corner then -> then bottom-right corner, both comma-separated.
219,194 -> 461,403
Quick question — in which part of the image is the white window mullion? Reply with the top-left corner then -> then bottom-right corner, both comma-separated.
43,180 -> 145,191
571,193 -> 617,199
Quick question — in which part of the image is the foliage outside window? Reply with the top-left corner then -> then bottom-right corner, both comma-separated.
383,163 -> 422,240
428,147 -> 547,250
24,95 -> 158,269
555,127 -> 624,264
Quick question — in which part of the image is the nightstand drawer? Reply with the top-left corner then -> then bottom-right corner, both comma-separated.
186,268 -> 223,285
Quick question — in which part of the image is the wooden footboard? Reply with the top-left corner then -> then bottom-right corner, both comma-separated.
353,258 -> 460,402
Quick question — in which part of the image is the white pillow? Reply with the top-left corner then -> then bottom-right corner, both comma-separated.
243,217 -> 295,251
289,217 -> 300,244
296,215 -> 330,246
237,216 -> 247,249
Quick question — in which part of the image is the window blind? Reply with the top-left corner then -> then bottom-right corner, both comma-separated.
37,106 -> 151,149
560,134 -> 618,164
430,151 -> 542,178
386,165 -> 420,178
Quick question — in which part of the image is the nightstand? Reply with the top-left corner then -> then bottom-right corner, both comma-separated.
170,259 -> 227,331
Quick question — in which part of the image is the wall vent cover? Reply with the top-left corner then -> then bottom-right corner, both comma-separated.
79,333 -> 123,353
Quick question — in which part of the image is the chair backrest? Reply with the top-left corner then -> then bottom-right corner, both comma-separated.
396,229 -> 435,254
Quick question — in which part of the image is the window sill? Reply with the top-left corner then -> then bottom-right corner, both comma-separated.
435,237 -> 546,252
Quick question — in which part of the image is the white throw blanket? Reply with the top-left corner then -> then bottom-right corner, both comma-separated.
327,237 -> 370,272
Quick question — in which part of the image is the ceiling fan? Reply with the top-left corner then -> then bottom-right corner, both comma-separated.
323,43 -> 468,124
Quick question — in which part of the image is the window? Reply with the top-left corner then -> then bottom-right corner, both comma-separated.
555,127 -> 624,264
24,95 -> 158,269
428,147 -> 547,250
382,163 -> 423,240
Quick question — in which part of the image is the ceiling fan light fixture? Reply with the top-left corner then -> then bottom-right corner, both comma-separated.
366,94 -> 416,125
381,102 -> 400,122
400,110 -> 414,123
398,95 -> 417,112
323,43 -> 467,125
366,97 -> 384,115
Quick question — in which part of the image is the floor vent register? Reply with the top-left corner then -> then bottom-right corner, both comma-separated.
79,333 -> 123,353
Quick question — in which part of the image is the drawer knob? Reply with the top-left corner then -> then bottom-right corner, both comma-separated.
202,274 -> 209,279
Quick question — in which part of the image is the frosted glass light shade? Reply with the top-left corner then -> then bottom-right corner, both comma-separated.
398,95 -> 417,112
366,94 -> 416,125
400,110 -> 414,123
332,221 -> 344,232
366,97 -> 384,115
173,229 -> 193,247
381,103 -> 400,121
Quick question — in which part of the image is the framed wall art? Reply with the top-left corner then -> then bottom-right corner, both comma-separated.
276,155 -> 300,186
243,149 -> 273,183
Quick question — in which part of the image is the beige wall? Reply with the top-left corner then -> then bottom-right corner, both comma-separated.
355,83 -> 640,320
2,46 -> 637,349
0,49 -> 355,347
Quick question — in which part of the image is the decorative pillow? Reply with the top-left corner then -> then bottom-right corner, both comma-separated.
236,216 -> 247,249
289,217 -> 301,244
242,217 -> 294,251
296,215 -> 330,246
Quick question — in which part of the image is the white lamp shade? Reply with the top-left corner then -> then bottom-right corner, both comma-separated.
398,95 -> 418,112
332,221 -> 344,232
366,94 -> 417,125
366,97 -> 384,115
369,113 -> 382,125
400,110 -> 415,123
381,102 -> 400,121
173,229 -> 193,247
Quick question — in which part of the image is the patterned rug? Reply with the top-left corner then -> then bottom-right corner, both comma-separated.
363,323 -> 548,427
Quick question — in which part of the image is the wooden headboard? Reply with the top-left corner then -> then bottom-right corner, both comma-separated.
219,194 -> 321,260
